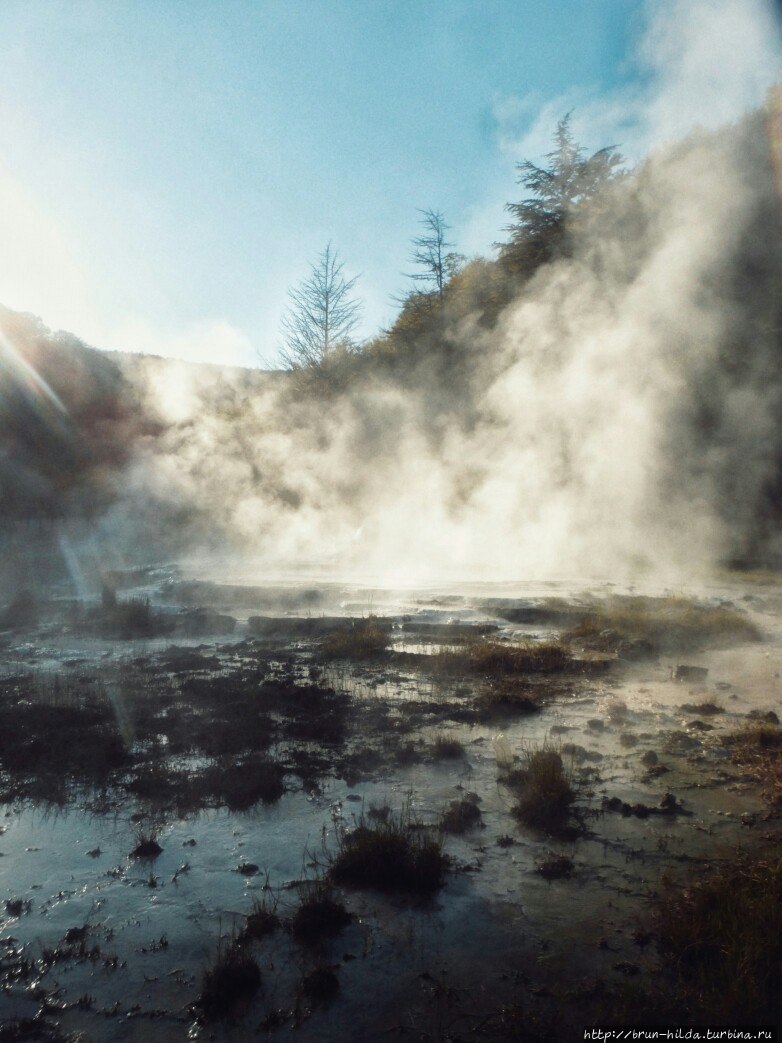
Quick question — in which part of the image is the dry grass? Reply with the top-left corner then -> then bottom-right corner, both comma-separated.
506,742 -> 576,830
722,722 -> 782,805
291,881 -> 351,944
321,615 -> 391,659
329,801 -> 445,894
569,595 -> 760,654
238,892 -> 279,944
655,851 -> 782,1023
432,639 -> 570,677
430,733 -> 465,760
441,797 -> 482,833
198,941 -> 261,1021
535,853 -> 574,880
475,679 -> 541,717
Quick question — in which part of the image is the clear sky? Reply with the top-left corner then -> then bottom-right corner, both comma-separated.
0,0 -> 778,366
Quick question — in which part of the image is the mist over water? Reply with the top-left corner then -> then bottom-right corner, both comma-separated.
1,0 -> 781,592
94,111 -> 780,587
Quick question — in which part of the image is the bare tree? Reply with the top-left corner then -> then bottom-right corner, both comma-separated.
406,209 -> 463,307
279,243 -> 362,370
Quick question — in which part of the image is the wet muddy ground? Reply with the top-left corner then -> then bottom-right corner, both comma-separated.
0,573 -> 780,1040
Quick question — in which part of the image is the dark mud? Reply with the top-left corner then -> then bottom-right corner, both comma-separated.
0,575 -> 780,1039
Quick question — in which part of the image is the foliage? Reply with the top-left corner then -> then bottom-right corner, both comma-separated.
499,113 -> 623,275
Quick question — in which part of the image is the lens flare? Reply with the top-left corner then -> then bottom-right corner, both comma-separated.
0,330 -> 69,429
58,534 -> 89,601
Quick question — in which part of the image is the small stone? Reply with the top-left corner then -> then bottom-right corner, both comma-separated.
674,665 -> 708,683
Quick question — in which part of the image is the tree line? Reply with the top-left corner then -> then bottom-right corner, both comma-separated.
279,114 -> 624,380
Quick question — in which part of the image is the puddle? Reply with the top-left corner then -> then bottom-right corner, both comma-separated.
0,577 -> 780,1038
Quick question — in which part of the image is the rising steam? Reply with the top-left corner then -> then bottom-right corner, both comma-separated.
1,0 -> 781,589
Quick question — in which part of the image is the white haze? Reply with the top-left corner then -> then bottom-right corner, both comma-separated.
92,0 -> 782,585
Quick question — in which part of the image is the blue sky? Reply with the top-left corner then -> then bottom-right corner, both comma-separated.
0,0 -> 778,366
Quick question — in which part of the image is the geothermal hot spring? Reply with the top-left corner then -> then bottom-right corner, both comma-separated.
0,559 -> 780,1040
2,25 -> 782,1040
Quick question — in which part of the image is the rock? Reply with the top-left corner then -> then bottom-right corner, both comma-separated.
686,719 -> 713,732
674,665 -> 708,683
646,764 -> 669,777
663,731 -> 699,752
562,743 -> 603,762
659,792 -> 681,813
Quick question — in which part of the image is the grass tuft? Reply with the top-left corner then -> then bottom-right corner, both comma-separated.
291,881 -> 351,944
506,742 -> 576,831
239,891 -> 280,944
569,595 -> 759,655
441,797 -> 482,834
430,733 -> 465,760
433,639 -> 569,677
721,721 -> 782,805
322,615 -> 391,659
199,942 -> 261,1021
130,829 -> 163,859
475,680 -> 541,717
329,800 -> 445,895
201,755 -> 285,811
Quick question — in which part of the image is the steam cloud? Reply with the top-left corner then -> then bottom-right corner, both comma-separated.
2,0 -> 781,588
